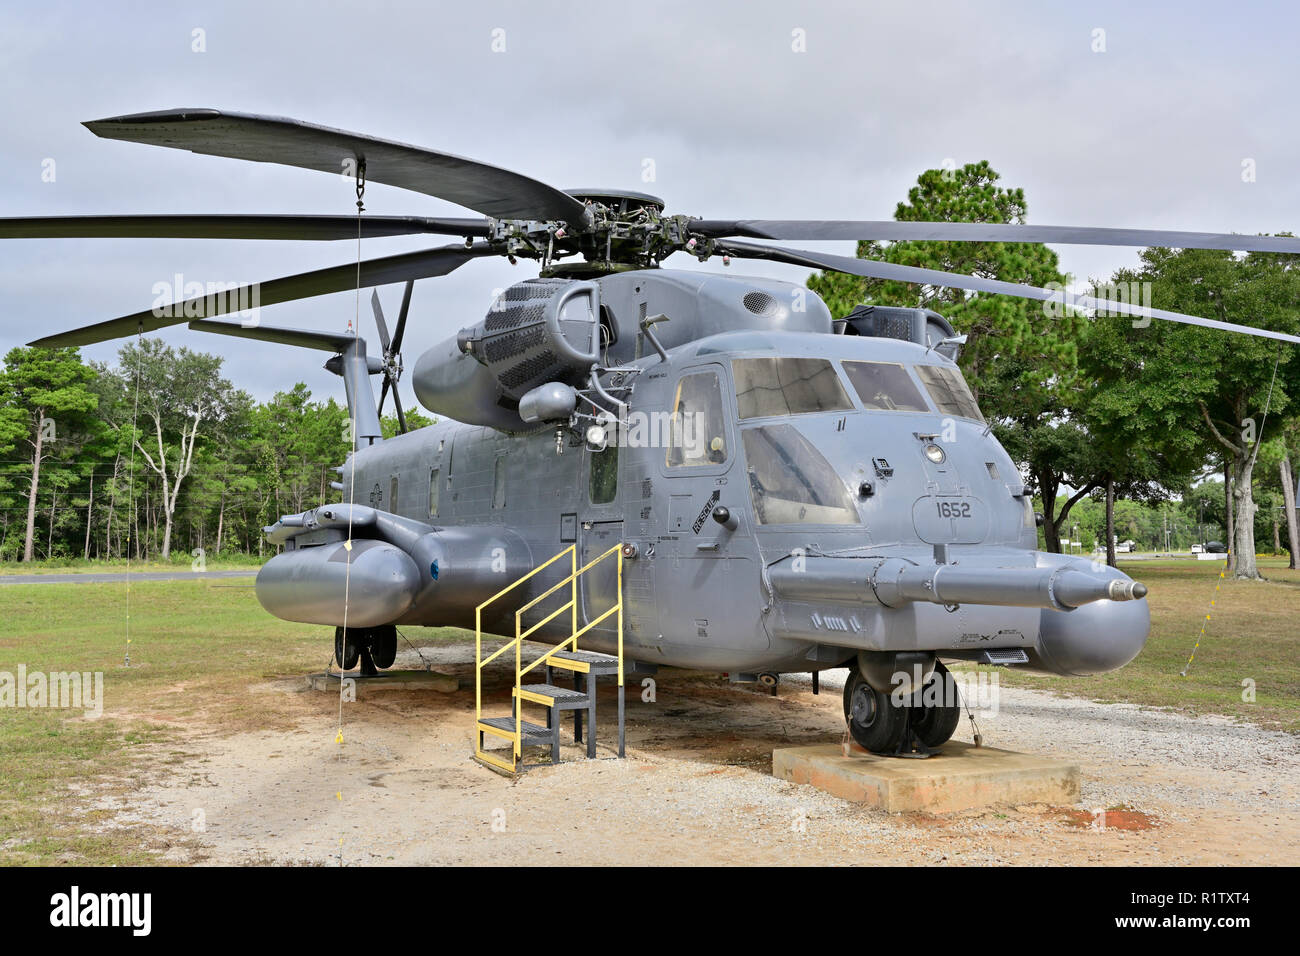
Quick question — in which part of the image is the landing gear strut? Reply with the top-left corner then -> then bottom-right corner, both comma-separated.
842,661 -> 962,756
334,624 -> 398,676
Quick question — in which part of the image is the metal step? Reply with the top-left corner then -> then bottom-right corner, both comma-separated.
478,716 -> 552,743
547,649 -> 622,675
514,683 -> 590,708
979,648 -> 1030,666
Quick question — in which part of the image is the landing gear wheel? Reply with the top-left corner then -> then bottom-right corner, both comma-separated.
842,668 -> 908,753
912,661 -> 961,748
370,625 -> 397,669
334,626 -> 360,671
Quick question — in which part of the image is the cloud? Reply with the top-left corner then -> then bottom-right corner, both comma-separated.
2,0 -> 1297,400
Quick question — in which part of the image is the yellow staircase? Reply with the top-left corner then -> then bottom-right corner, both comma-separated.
474,543 -> 625,774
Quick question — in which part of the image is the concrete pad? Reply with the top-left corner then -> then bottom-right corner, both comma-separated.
307,670 -> 457,694
773,742 -> 1079,813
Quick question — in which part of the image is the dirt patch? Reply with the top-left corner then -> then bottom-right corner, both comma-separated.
1054,806 -> 1160,832
89,645 -> 1300,866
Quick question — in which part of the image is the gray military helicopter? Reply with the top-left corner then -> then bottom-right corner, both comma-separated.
7,109 -> 1300,759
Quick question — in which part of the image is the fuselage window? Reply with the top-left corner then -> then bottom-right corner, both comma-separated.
666,370 -> 728,467
590,444 -> 618,505
492,456 -> 506,509
428,467 -> 440,517
389,475 -> 399,514
742,423 -> 859,525
841,360 -> 930,412
732,357 -> 853,419
915,364 -> 984,422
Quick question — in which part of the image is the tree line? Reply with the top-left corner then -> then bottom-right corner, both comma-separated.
0,340 -> 423,563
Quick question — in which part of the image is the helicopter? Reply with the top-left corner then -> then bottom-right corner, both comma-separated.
6,108 -> 1300,758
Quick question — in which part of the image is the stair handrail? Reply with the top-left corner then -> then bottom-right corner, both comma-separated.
474,542 -> 626,771
475,544 -> 576,758
519,542 -> 624,678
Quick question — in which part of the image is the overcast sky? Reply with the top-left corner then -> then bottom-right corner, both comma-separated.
2,0 -> 1297,404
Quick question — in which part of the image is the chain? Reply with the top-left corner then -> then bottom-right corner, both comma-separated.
334,161 -> 367,866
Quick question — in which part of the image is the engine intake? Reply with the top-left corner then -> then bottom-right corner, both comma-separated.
413,278 -> 601,430
458,278 -> 601,401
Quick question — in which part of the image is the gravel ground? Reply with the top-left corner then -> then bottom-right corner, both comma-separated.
90,644 -> 1300,866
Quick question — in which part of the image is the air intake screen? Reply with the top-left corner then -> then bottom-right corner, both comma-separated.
742,291 -> 780,317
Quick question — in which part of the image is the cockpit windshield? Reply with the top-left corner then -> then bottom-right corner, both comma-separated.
914,364 -> 984,422
732,357 -> 853,419
742,423 -> 859,525
841,360 -> 929,412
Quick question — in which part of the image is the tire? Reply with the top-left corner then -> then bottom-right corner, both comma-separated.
370,625 -> 397,669
334,626 -> 360,670
842,668 -> 909,753
912,662 -> 961,747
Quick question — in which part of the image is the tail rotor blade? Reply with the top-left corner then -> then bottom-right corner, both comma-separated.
370,289 -> 392,353
390,381 -> 409,434
391,280 -> 414,355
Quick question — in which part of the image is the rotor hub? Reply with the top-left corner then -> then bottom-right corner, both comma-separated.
563,189 -> 666,215
486,189 -> 714,277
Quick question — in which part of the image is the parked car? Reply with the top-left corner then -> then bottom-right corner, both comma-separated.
1205,541 -> 1227,553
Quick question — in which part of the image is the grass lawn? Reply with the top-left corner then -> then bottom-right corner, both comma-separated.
0,554 -> 1296,864
0,573 -> 473,864
988,556 -> 1300,733
0,575 -> 310,864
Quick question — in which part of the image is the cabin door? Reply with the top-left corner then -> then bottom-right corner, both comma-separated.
578,519 -> 623,637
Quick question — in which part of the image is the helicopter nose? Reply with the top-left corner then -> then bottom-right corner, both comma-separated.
1034,563 -> 1150,675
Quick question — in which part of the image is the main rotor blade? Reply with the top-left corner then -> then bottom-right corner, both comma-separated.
390,279 -> 415,355
0,214 -> 488,241
30,242 -> 497,347
694,220 -> 1300,255
85,109 -> 590,227
714,240 -> 1300,345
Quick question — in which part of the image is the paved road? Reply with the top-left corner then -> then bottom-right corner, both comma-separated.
0,569 -> 257,585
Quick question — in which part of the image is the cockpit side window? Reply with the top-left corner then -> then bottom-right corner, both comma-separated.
732,357 -> 853,419
589,443 -> 618,504
667,370 -> 729,467
492,456 -> 507,509
742,423 -> 859,525
841,360 -> 929,412
915,364 -> 984,422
